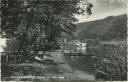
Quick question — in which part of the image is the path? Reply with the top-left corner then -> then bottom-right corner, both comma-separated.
50,50 -> 95,80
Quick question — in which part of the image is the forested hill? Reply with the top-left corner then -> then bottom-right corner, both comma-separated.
76,14 -> 127,41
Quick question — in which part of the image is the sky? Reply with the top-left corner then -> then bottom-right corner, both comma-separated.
76,0 -> 127,23
0,36 -> 6,53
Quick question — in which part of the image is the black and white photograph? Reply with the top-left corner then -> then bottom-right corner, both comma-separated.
0,0 -> 127,81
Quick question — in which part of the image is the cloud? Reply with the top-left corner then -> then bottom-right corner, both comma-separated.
76,0 -> 127,22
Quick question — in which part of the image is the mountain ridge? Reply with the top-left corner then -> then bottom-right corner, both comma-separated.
76,14 -> 127,41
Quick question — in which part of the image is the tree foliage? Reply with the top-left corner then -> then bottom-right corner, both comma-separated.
1,0 -> 92,56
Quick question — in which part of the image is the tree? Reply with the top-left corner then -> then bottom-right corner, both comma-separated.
1,0 -> 93,58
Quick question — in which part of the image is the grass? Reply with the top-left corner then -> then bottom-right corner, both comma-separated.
92,45 -> 127,81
